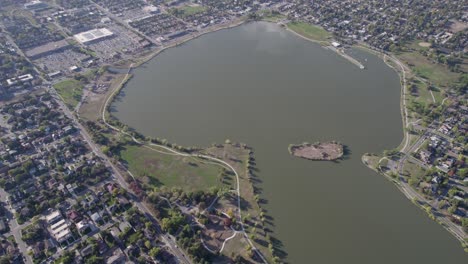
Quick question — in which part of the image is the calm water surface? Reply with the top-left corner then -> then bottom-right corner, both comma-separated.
113,22 -> 467,263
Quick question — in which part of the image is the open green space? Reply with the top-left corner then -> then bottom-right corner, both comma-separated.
170,5 -> 206,17
13,10 -> 39,26
202,144 -> 277,263
407,39 -> 432,52
287,21 -> 331,42
397,51 -> 460,88
80,72 -> 128,122
259,10 -> 285,23
53,79 -> 84,110
402,160 -> 427,183
408,78 -> 444,105
118,144 -> 226,192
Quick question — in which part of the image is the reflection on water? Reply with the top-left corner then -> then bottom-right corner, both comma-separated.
113,22 -> 468,263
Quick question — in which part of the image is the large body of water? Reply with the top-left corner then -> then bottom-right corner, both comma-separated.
113,22 -> 467,263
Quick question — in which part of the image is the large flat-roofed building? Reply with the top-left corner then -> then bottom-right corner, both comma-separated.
74,28 -> 114,45
25,40 -> 70,59
6,74 -> 34,86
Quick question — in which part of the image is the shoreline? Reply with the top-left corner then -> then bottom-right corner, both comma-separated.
356,44 -> 467,245
103,18 -> 248,124
355,44 -> 409,151
283,23 -> 365,69
98,18 -> 465,258
280,22 -> 466,247
288,142 -> 344,161
123,18 -> 247,69
282,23 -> 329,46
326,46 -> 365,69
98,19 -> 276,263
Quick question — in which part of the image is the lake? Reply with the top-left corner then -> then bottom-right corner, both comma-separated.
112,22 -> 467,263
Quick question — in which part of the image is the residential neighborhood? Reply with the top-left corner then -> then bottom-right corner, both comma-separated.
0,93 -> 185,263
0,0 -> 466,263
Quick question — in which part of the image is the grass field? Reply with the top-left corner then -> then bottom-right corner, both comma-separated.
287,21 -> 331,42
119,144 -> 226,192
171,5 -> 206,17
402,160 -> 427,181
408,78 -> 445,105
203,144 -> 276,262
407,40 -> 432,52
14,10 -> 39,26
114,139 -> 275,260
397,51 -> 459,88
53,79 -> 84,110
260,10 -> 285,23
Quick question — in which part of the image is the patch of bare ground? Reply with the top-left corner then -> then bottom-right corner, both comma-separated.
202,143 -> 278,262
418,42 -> 431,47
450,20 -> 468,33
201,213 -> 235,251
289,141 -> 344,161
78,71 -> 127,122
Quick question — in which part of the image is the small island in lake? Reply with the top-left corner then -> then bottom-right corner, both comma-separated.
288,141 -> 344,161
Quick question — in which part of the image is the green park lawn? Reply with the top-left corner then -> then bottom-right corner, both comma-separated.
53,79 -> 83,110
402,160 -> 427,182
398,51 -> 459,88
287,21 -> 331,42
409,78 -> 444,105
260,10 -> 286,23
119,144 -> 226,192
171,5 -> 206,17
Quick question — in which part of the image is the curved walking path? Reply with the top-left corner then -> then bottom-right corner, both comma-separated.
220,230 -> 239,252
200,227 -> 238,254
382,53 -> 410,153
361,46 -> 466,243
102,65 -> 269,263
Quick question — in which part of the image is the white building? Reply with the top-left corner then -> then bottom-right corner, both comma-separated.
6,74 -> 34,86
331,41 -> 341,48
74,28 -> 114,45
46,210 -> 62,224
46,210 -> 72,243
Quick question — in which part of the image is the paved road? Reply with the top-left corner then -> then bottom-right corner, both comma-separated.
367,50 -> 468,243
46,84 -> 193,264
2,10 -> 242,263
0,188 -> 32,264
89,0 -> 159,46
394,123 -> 467,242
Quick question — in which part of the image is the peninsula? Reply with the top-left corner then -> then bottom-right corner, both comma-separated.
0,0 -> 466,264
289,142 -> 344,161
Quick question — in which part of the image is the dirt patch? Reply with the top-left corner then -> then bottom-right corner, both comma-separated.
198,144 -> 276,261
79,72 -> 126,122
201,214 -> 235,251
289,141 -> 344,161
450,20 -> 468,33
418,42 -> 431,48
